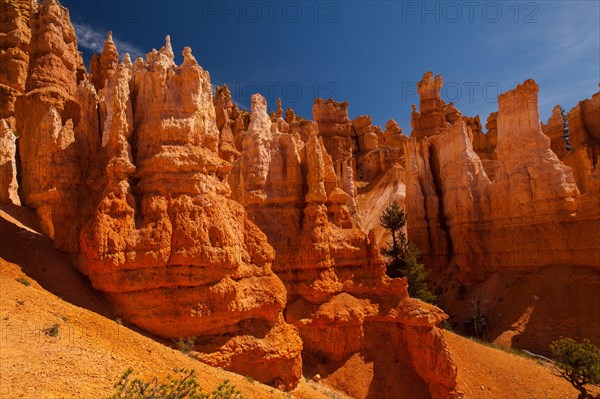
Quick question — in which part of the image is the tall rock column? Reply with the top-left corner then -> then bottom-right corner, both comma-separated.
233,94 -> 459,399
0,120 -> 20,204
14,0 -> 87,252
0,0 -> 32,130
411,72 -> 448,139
404,72 -> 454,272
89,31 -> 119,92
313,98 -> 358,213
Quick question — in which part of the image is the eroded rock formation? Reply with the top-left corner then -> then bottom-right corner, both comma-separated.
543,89 -> 600,196
406,73 -> 599,283
0,0 -> 33,130
9,0 -> 88,252
3,0 -> 304,387
7,0 -> 598,395
230,93 -> 458,399
77,41 -> 303,389
405,72 -> 600,354
312,98 -> 358,213
0,119 -> 20,204
411,72 -> 447,139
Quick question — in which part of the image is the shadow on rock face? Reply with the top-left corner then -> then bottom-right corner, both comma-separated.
0,204 -> 113,318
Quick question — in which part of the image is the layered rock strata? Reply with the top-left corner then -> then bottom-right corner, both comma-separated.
3,0 -> 304,386
0,119 -> 20,204
405,72 -> 600,283
230,93 -> 459,399
11,0 -> 88,252
77,41 -> 303,389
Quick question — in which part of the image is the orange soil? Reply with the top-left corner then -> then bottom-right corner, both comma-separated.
444,330 -> 599,399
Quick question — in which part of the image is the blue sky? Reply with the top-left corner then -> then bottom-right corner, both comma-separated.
64,0 -> 599,133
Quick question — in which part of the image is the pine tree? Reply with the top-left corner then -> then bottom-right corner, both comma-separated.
550,338 -> 600,399
380,202 -> 436,303
379,202 -> 407,278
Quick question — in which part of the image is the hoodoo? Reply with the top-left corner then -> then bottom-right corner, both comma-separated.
1,1 -> 599,398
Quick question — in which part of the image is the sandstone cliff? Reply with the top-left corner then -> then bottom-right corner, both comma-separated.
2,0 -> 305,387
228,93 -> 458,399
0,0 -> 33,130
77,40 -> 303,390
6,1 -> 599,395
0,119 -> 19,205
405,73 -> 599,282
545,89 -> 600,196
405,72 -> 600,354
2,3 -> 458,392
6,0 -> 88,252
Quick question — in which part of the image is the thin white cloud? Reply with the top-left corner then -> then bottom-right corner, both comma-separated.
73,22 -> 146,60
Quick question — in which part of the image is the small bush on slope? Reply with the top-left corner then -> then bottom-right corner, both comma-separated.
105,368 -> 244,399
175,336 -> 196,355
550,338 -> 600,399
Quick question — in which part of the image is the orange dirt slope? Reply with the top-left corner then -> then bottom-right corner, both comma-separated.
0,205 -> 337,399
444,330 -> 599,399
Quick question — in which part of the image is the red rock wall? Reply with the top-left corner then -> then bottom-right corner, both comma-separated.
0,119 -> 19,204
230,94 -> 459,399
11,0 -> 88,252
0,0 -> 33,129
405,75 -> 600,283
76,42 -> 303,390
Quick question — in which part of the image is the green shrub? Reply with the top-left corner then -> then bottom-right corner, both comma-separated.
550,337 -> 600,399
105,368 -> 244,399
211,380 -> 243,399
16,277 -> 30,287
43,324 -> 60,337
175,336 -> 196,355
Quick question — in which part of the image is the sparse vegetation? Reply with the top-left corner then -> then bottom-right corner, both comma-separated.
464,294 -> 488,339
550,337 -> 600,399
175,336 -> 196,355
16,277 -> 30,287
560,106 -> 573,151
467,337 -> 536,360
440,320 -> 453,331
379,202 -> 437,303
105,368 -> 244,399
16,299 -> 25,306
43,323 -> 60,337
211,380 -> 243,399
